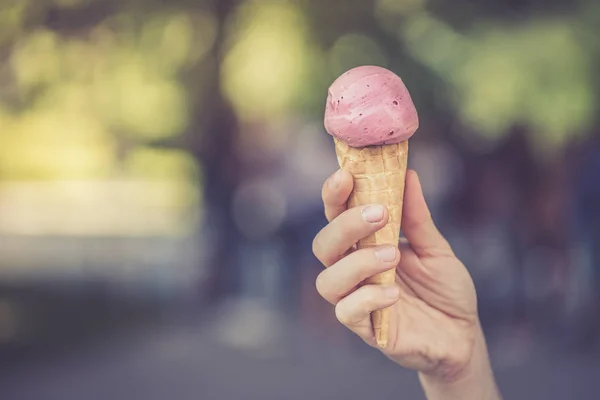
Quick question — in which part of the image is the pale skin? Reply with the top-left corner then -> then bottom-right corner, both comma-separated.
313,169 -> 503,400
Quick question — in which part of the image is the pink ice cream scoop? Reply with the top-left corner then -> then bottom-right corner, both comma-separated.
324,65 -> 419,147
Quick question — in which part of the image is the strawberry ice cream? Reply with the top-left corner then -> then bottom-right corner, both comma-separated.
324,65 -> 419,147
323,65 -> 418,348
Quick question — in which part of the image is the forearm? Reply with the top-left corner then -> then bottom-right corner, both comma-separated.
419,326 -> 502,400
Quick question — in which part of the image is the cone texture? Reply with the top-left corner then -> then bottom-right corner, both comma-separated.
334,138 -> 408,348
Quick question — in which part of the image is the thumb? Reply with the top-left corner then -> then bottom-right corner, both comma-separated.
401,170 -> 453,258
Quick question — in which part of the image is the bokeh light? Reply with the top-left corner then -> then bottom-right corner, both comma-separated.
221,0 -> 312,122
401,12 -> 595,152
328,33 -> 389,77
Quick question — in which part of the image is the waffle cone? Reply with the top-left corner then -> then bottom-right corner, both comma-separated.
334,138 -> 408,348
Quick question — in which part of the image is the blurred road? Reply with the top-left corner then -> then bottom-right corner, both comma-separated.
1,312 -> 599,400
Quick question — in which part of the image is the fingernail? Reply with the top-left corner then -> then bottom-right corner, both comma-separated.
328,170 -> 342,189
375,246 -> 397,262
383,285 -> 400,300
362,204 -> 384,223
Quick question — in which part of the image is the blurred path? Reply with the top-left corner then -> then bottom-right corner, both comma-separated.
1,315 -> 599,400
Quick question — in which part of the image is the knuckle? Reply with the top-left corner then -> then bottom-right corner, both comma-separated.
314,272 -> 327,296
321,178 -> 329,196
312,235 -> 324,261
334,304 -> 352,326
321,176 -> 331,199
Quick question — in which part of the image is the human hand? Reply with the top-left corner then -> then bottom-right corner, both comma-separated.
312,169 -> 480,382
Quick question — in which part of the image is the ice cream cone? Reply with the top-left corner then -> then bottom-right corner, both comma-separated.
334,138 -> 408,348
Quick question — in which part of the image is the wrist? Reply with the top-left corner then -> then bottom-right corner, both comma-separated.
418,324 -> 501,400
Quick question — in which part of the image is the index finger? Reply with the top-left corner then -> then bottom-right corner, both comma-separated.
322,169 -> 353,222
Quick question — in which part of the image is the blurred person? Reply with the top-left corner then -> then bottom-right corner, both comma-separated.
572,135 -> 600,346
445,131 -> 555,365
523,161 -> 570,324
198,96 -> 243,304
312,169 -> 502,400
452,159 -> 519,324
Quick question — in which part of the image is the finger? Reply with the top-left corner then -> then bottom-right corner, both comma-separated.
316,246 -> 400,304
397,238 -> 421,271
335,284 -> 401,345
322,169 -> 354,222
313,204 -> 389,267
401,170 -> 453,258
394,240 -> 422,296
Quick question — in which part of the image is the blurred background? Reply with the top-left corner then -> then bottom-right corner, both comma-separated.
1,0 -> 599,399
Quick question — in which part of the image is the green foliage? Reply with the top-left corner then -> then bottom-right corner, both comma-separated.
401,12 -> 595,150
2,0 -> 600,185
221,0 -> 314,122
0,6 -> 215,181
